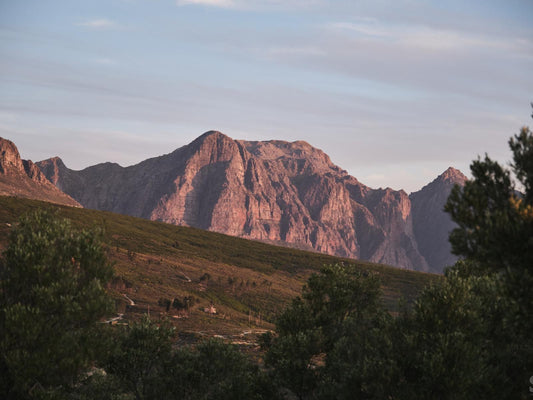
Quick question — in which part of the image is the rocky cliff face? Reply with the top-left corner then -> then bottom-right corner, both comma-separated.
0,138 -> 81,207
36,131 -> 464,271
410,167 -> 467,273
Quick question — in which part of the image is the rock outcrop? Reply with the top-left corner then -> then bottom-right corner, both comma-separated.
36,131 -> 465,271
0,138 -> 81,207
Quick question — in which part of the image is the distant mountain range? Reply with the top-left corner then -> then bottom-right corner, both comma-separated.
0,132 -> 466,272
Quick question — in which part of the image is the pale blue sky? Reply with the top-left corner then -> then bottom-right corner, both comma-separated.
1,0 -> 532,192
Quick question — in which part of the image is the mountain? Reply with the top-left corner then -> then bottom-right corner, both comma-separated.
0,138 -> 80,207
410,167 -> 467,273
35,131 -> 464,272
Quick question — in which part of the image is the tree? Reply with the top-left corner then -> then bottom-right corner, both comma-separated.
166,339 -> 278,400
391,265 -> 494,400
0,210 -> 114,399
264,264 -> 392,399
105,316 -> 277,400
445,111 -> 533,274
444,110 -> 533,399
107,316 -> 174,400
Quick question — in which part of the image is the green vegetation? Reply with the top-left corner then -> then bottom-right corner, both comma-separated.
0,195 -> 437,335
263,264 -> 393,399
93,317 -> 278,400
0,210 -> 114,399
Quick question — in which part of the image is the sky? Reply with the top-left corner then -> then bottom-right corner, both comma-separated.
0,0 -> 532,193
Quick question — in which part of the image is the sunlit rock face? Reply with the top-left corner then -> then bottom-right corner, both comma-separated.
37,131 -> 464,271
0,137 -> 80,207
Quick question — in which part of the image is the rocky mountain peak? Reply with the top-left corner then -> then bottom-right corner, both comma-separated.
36,157 -> 66,185
0,138 -> 80,207
0,137 -> 24,174
191,130 -> 232,148
438,167 -> 468,185
409,166 -> 467,272
187,130 -> 244,164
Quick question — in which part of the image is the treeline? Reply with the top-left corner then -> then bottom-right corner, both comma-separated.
1,117 -> 532,399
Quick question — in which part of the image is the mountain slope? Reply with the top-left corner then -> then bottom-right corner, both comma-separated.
410,167 -> 467,273
0,138 -> 80,207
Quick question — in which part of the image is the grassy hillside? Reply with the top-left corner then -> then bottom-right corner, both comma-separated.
0,196 -> 439,337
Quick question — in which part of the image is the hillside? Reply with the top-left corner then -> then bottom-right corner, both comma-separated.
36,131 -> 465,272
0,196 -> 439,336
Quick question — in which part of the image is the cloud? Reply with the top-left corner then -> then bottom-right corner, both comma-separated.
176,0 -> 322,10
176,0 -> 234,7
77,19 -> 118,29
325,20 -> 512,52
266,46 -> 325,57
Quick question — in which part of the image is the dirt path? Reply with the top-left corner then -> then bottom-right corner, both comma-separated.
123,293 -> 135,306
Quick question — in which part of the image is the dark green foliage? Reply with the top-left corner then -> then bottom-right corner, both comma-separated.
68,371 -> 132,400
106,316 -> 174,400
509,109 -> 533,203
443,113 -> 533,399
265,264 -> 393,399
104,317 -> 276,400
166,339 -> 279,400
157,298 -> 171,311
392,265 -> 492,400
0,210 -> 114,399
172,297 -> 184,310
445,119 -> 533,274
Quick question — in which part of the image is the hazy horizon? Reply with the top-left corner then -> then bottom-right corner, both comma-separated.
1,0 -> 532,193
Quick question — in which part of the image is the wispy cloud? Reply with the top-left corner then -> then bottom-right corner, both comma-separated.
176,0 -> 234,7
77,19 -> 118,30
326,20 -> 516,52
176,0 -> 322,10
266,46 -> 325,57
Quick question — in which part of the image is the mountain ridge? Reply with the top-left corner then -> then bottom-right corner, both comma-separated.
0,137 -> 81,208
32,131 -> 465,272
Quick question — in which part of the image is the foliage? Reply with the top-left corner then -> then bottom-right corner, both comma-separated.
103,316 -> 276,400
443,111 -> 533,399
0,210 -> 114,399
391,265 -> 494,399
445,113 -> 533,274
166,339 -> 279,400
265,264 -> 393,399
106,316 -> 174,400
